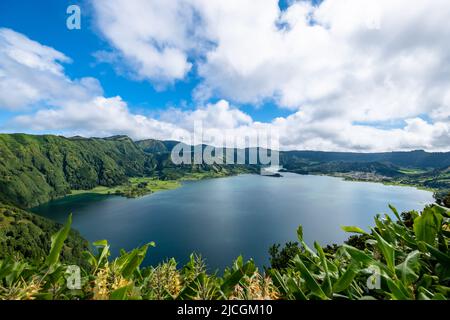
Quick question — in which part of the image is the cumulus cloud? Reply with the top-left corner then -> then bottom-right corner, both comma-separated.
90,0 -> 450,115
86,0 -> 450,151
0,28 -> 183,139
13,96 -> 189,141
2,0 -> 450,154
91,0 -> 200,85
0,29 -> 259,143
0,28 -> 103,109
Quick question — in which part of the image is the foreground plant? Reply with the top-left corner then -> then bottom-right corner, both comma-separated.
0,205 -> 448,300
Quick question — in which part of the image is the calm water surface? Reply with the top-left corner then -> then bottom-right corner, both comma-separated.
32,174 -> 434,270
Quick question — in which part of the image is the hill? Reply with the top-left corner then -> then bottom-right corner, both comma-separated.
0,203 -> 88,265
0,134 -> 156,208
281,150 -> 450,169
0,134 -> 257,208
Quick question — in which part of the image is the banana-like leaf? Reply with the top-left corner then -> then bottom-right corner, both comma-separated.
424,242 -> 450,265
372,230 -> 396,273
395,251 -> 421,285
386,278 -> 413,300
94,240 -> 111,270
314,242 -> 332,297
343,245 -> 391,277
286,277 -> 308,300
220,259 -> 256,295
389,204 -> 407,227
116,242 -> 154,278
45,214 -> 72,269
433,293 -> 447,300
297,226 -> 318,258
341,226 -> 368,235
292,255 -> 328,299
343,245 -> 375,265
374,215 -> 396,243
110,286 -> 129,300
333,264 -> 358,293
414,206 -> 443,246
268,269 -> 290,297
93,240 -> 108,247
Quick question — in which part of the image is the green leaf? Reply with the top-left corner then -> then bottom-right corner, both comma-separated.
297,226 -> 317,258
269,269 -> 306,300
286,278 -> 308,300
221,259 -> 256,295
110,286 -> 129,300
343,245 -> 375,265
297,225 -> 304,240
372,230 -> 396,273
343,245 -> 390,276
314,242 -> 332,297
176,274 -> 203,300
333,264 -> 358,293
45,214 -> 72,269
292,255 -> 328,299
386,278 -> 413,300
93,240 -> 108,247
432,293 -> 447,300
116,243 -> 153,278
395,251 -> 421,285
341,226 -> 368,235
413,206 -> 443,246
389,204 -> 406,227
424,242 -> 450,265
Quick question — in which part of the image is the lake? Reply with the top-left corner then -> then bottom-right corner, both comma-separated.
32,173 -> 434,270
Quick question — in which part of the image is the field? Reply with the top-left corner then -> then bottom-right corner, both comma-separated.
70,177 -> 182,198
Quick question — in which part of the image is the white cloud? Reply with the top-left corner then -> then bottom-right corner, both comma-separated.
92,0 -> 198,84
159,100 -> 252,131
13,96 -> 189,141
0,29 -> 255,143
0,28 -> 103,110
0,28 -> 183,139
3,0 -> 450,154
86,0 -> 450,151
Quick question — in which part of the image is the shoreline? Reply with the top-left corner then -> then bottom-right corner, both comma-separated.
35,170 -> 441,209
281,170 -> 438,196
64,171 -> 250,200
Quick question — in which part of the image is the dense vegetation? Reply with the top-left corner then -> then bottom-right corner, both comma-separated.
0,205 -> 447,300
0,134 -> 148,208
0,134 -> 255,208
281,150 -> 450,169
0,204 -> 88,266
436,190 -> 450,208
281,154 -> 450,191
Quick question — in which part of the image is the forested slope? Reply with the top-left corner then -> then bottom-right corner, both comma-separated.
0,134 -> 157,208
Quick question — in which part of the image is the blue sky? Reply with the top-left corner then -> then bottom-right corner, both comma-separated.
0,0 -> 449,151
0,0 -> 197,116
0,0 -> 292,122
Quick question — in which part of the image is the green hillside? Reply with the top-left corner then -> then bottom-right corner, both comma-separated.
0,203 -> 88,265
0,134 -> 256,208
0,134 -> 153,208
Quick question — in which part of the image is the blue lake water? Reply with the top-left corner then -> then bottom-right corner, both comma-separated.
32,173 -> 434,270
